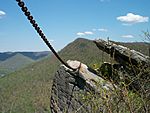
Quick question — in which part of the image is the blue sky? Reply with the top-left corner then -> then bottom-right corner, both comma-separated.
0,0 -> 150,52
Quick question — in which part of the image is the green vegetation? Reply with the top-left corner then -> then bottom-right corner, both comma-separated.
77,63 -> 150,113
0,52 -> 50,76
75,38 -> 150,113
118,42 -> 149,56
0,56 -> 58,113
59,38 -> 110,66
0,53 -> 34,76
0,38 -> 149,113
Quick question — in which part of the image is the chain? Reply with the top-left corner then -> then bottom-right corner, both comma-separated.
16,0 -> 76,71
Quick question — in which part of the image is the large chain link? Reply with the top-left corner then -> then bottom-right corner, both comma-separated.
16,0 -> 76,71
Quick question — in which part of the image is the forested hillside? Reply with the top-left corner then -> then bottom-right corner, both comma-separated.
0,38 -> 149,113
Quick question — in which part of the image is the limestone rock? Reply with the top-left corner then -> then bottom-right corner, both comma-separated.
50,60 -> 114,113
94,39 -> 150,67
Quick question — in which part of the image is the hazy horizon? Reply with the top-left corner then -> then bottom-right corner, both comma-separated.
0,38 -> 149,52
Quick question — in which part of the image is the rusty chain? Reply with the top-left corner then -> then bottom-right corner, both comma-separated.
16,0 -> 77,71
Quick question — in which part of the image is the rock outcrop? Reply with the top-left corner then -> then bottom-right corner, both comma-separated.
94,39 -> 150,67
50,39 -> 150,113
94,39 -> 150,91
50,60 -> 115,113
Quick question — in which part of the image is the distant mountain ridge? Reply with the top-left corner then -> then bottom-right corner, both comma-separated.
0,38 -> 149,113
0,53 -> 34,70
0,51 -> 51,76
0,51 -> 51,61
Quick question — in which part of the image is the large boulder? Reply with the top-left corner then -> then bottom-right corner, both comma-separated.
50,60 -> 114,113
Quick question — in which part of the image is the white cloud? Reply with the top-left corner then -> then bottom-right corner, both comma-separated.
77,32 -> 85,36
117,13 -> 149,25
0,10 -> 6,18
76,31 -> 94,36
121,35 -> 134,38
92,28 -> 108,32
84,31 -> 93,35
98,28 -> 108,32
